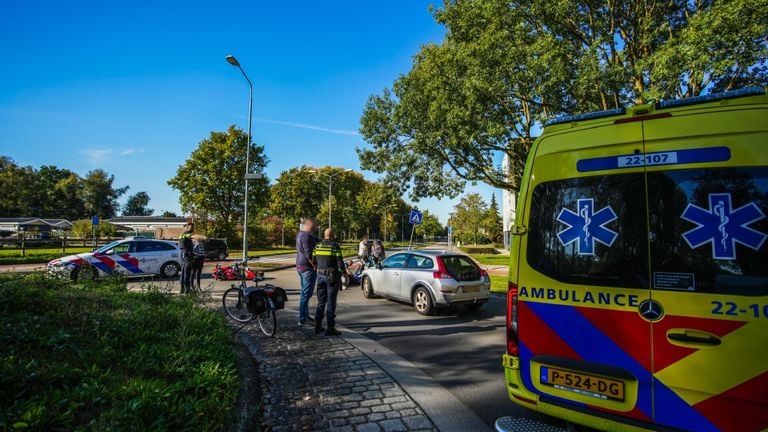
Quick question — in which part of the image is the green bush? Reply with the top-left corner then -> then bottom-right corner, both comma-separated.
0,273 -> 238,431
460,245 -> 499,254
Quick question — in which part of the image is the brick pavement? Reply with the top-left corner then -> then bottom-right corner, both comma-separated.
237,311 -> 438,432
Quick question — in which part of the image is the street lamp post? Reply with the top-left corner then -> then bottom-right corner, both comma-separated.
310,169 -> 352,229
383,204 -> 396,243
225,54 -> 254,264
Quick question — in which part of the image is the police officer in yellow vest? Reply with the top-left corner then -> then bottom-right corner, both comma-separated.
312,228 -> 351,336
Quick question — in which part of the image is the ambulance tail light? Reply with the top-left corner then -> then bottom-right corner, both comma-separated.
506,281 -> 519,356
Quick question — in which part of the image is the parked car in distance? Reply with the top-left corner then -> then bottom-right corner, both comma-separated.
360,250 -> 490,315
205,238 -> 229,261
48,237 -> 181,281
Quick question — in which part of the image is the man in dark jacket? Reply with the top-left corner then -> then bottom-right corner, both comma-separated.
312,228 -> 351,336
178,221 -> 194,294
295,217 -> 318,326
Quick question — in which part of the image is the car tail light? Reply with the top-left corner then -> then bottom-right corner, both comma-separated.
507,281 -> 519,356
433,257 -> 452,279
480,269 -> 489,277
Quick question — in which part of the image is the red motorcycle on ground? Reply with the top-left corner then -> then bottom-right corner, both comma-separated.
212,262 -> 258,281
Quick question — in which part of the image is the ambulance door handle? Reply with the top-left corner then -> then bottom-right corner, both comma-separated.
667,329 -> 721,347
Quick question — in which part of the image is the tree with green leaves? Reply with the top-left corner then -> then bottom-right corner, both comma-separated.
123,192 -> 154,216
358,0 -> 768,201
452,193 -> 488,245
80,169 -> 128,219
0,157 -> 34,217
168,125 -> 269,242
414,210 -> 445,240
269,166 -> 326,232
484,194 -> 503,244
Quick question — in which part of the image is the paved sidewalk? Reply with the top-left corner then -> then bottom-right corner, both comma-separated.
237,312 -> 439,432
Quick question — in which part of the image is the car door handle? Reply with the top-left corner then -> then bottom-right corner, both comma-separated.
667,329 -> 721,347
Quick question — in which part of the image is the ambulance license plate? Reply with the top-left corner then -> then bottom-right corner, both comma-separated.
540,366 -> 624,401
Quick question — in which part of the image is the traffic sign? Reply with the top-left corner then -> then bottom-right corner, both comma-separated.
409,210 -> 423,225
448,226 -> 453,234
91,215 -> 100,226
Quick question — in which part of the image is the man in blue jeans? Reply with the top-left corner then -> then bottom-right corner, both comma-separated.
295,217 -> 318,326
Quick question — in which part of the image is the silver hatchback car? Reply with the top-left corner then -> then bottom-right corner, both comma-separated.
360,250 -> 491,315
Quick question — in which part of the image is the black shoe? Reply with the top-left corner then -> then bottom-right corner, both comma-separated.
307,316 -> 315,322
314,326 -> 325,335
325,328 -> 341,336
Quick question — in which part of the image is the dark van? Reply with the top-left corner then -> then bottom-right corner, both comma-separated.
205,238 -> 229,261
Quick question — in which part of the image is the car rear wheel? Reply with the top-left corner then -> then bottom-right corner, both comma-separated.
218,252 -> 227,261
160,262 -> 180,278
362,276 -> 374,298
413,287 -> 434,316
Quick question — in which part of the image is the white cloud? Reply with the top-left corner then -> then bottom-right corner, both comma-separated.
253,118 -> 359,136
78,147 -> 144,164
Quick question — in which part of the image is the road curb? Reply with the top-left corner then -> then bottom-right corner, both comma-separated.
340,328 -> 493,432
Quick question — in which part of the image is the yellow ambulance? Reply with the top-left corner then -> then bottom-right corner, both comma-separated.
499,88 -> 768,432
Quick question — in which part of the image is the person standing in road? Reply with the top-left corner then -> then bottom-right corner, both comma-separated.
178,221 -> 195,294
358,234 -> 370,266
371,239 -> 385,265
312,227 -> 351,336
296,217 -> 319,326
191,235 -> 206,291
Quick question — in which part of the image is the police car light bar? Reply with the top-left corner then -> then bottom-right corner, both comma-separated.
656,87 -> 765,109
544,107 -> 626,127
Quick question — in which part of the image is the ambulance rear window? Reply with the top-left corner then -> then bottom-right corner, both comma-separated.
527,173 -> 649,289
648,167 -> 768,296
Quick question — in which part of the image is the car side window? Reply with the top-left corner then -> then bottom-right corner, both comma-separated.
146,242 -> 174,251
382,254 -> 408,269
112,243 -> 131,254
406,255 -> 434,269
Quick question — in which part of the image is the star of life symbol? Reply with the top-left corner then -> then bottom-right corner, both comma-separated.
681,193 -> 767,260
557,198 -> 619,255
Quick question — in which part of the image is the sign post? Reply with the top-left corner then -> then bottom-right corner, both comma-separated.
408,210 -> 423,250
448,226 -> 453,252
91,215 -> 99,249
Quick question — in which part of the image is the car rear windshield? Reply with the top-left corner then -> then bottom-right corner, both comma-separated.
442,256 -> 481,281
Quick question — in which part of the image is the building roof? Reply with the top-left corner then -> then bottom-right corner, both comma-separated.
106,216 -> 188,224
0,217 -> 73,229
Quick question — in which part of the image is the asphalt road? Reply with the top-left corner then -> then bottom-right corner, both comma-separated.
118,247 -> 569,430
215,267 -> 566,430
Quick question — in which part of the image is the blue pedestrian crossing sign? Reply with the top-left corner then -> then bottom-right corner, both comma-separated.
448,226 -> 453,234
409,210 -> 423,225
91,215 -> 100,226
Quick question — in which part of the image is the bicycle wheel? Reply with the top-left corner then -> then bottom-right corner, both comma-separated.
257,309 -> 277,337
222,287 -> 254,323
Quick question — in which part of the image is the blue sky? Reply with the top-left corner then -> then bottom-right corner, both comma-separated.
0,1 -> 499,224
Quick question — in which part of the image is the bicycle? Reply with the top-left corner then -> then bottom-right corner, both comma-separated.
221,261 -> 286,337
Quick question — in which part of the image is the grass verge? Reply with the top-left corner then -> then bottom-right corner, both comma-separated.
471,254 -> 510,266
0,273 -> 238,431
0,248 -> 93,266
490,275 -> 509,293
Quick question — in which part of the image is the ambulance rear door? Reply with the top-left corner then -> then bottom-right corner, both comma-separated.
643,102 -> 768,432
517,118 -> 656,424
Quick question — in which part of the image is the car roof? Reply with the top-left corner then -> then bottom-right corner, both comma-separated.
392,249 -> 469,257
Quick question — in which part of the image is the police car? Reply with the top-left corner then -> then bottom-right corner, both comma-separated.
499,88 -> 768,432
48,237 -> 181,281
